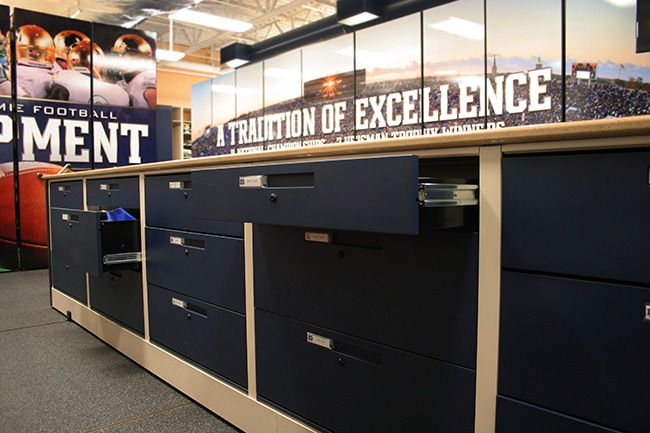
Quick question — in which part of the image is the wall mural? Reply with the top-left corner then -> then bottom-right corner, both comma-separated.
0,7 -> 158,270
192,0 -> 650,157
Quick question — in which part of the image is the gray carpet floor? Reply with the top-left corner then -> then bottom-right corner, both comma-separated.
0,269 -> 243,433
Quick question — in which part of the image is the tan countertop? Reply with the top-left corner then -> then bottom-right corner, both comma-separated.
44,116 -> 650,180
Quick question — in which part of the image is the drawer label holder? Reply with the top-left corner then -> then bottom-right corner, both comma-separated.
239,175 -> 267,189
645,303 -> 650,322
304,231 -> 333,244
307,332 -> 335,350
172,298 -> 187,309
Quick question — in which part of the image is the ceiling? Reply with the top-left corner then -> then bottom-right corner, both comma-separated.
3,0 -> 337,76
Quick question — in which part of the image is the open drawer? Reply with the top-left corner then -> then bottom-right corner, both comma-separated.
192,155 -> 478,235
50,208 -> 141,277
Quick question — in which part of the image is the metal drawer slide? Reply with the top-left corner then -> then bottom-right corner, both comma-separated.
418,181 -> 478,207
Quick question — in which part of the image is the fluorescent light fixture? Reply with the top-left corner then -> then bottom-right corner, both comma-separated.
337,0 -> 381,26
429,17 -> 484,41
225,58 -> 248,68
170,8 -> 252,32
220,42 -> 252,68
156,49 -> 185,61
603,0 -> 635,6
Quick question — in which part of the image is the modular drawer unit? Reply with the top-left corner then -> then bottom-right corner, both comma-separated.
49,180 -> 84,209
144,172 -> 247,388
498,149 -> 650,433
50,208 -> 141,277
502,149 -> 650,285
253,224 -> 478,368
86,177 -> 140,209
88,270 -> 144,335
193,155 -> 478,234
499,272 -> 649,433
148,284 -> 247,388
256,309 -> 476,433
49,180 -> 87,302
193,155 -> 480,432
145,173 -> 243,238
496,397 -> 622,433
145,227 -> 244,314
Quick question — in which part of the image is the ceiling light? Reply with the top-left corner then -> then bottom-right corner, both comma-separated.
157,19 -> 185,62
337,0 -> 381,26
429,17 -> 484,41
170,8 -> 252,32
157,49 -> 185,61
220,42 -> 252,68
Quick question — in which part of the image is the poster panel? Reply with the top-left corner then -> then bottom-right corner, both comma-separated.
13,9 -> 92,170
301,33 -> 354,145
0,4 -> 17,270
565,0 -> 650,121
92,22 -> 157,167
233,62 -> 263,153
191,78 -> 211,147
486,0 -> 562,127
264,49 -> 302,151
12,9 -> 92,268
192,73 -> 235,157
424,0 -> 486,134
354,13 -> 421,141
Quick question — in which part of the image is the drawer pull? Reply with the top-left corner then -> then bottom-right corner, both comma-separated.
307,332 -> 382,366
100,183 -> 120,191
270,193 -> 278,203
307,332 -> 334,350
239,173 -> 315,189
171,297 -> 208,317
61,213 -> 79,222
169,236 -> 205,250
239,175 -> 267,188
645,303 -> 650,321
168,180 -> 192,190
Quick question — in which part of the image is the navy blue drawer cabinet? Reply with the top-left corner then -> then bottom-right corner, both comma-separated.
496,397 -> 622,433
498,149 -> 650,433
49,180 -> 83,209
256,309 -> 476,433
148,284 -> 247,389
145,173 -> 243,237
144,173 -> 247,388
193,155 -> 478,235
502,149 -> 650,285
49,181 -> 86,302
145,227 -> 245,314
87,177 -> 140,209
50,177 -> 143,333
192,155 -> 480,432
89,269 -> 144,335
254,224 -> 479,369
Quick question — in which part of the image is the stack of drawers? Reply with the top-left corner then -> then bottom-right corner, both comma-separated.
144,173 -> 247,389
50,176 -> 144,335
499,150 -> 650,433
192,155 -> 480,432
49,180 -> 87,303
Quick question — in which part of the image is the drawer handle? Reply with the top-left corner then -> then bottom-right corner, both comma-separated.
169,236 -> 205,250
61,213 -> 79,223
172,297 -> 208,318
270,193 -> 278,203
306,332 -> 382,366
